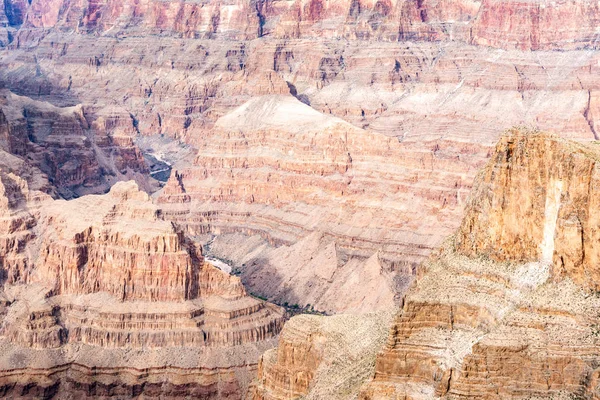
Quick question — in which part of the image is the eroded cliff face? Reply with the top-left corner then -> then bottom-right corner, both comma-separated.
457,131 -> 600,289
472,0 -> 600,51
0,177 -> 285,399
4,0 -> 600,314
359,131 -> 600,399
5,0 -> 600,50
253,130 -> 600,400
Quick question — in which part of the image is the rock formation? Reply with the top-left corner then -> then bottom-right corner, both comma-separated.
252,129 -> 600,399
6,0 -> 600,311
359,130 -> 600,399
457,130 -> 600,290
0,176 -> 285,398
3,0 -> 600,398
5,0 -> 600,311
250,310 -> 394,400
6,0 -> 600,50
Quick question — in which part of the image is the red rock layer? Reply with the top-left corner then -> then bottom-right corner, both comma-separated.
472,0 -> 600,51
358,131 -> 600,399
457,130 -> 600,290
0,175 -> 285,399
0,363 -> 242,400
7,0 -> 600,50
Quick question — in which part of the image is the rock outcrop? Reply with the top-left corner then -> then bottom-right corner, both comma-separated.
250,310 -> 394,400
37,181 -> 202,301
359,130 -> 600,399
457,130 -> 600,290
0,177 -> 285,399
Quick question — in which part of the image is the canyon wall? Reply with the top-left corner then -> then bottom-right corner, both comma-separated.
157,94 -> 471,313
457,130 -> 600,289
359,130 -> 600,399
5,0 -> 600,50
0,88 -> 150,198
3,0 -> 600,312
253,130 -> 600,399
0,176 -> 285,399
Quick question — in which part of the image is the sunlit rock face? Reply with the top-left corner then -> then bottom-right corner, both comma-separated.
4,0 -> 600,313
358,131 -> 600,400
0,176 -> 285,399
457,130 -> 600,290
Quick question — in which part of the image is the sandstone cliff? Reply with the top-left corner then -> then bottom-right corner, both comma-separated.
253,130 -> 600,400
0,177 -> 285,399
360,130 -> 600,399
457,130 -> 600,290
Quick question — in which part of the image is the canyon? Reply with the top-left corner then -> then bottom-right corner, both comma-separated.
255,130 -> 600,400
4,0 -> 600,314
1,0 -> 600,398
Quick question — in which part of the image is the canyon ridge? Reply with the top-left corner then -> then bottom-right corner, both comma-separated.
2,0 -> 600,398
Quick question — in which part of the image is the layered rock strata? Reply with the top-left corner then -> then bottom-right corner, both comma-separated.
253,130 -> 600,400
0,177 -> 285,399
158,95 -> 473,313
6,0 -> 600,51
5,0 -> 600,313
360,130 -> 600,399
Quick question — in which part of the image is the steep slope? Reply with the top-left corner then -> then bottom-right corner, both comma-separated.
254,130 -> 600,400
361,130 -> 600,399
250,311 -> 394,400
0,178 -> 285,399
